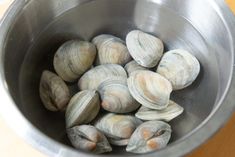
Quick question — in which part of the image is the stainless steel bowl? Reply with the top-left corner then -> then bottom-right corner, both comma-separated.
0,0 -> 235,156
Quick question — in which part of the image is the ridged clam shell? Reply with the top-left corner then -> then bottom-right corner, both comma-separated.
78,64 -> 127,90
39,70 -> 70,111
53,40 -> 96,82
124,60 -> 147,76
135,100 -> 184,121
65,90 -> 100,128
94,113 -> 142,146
127,70 -> 172,110
98,77 -> 140,113
126,121 -> 172,154
92,34 -> 123,50
156,49 -> 200,90
92,34 -> 132,65
126,30 -> 164,68
67,125 -> 112,154
108,138 -> 129,146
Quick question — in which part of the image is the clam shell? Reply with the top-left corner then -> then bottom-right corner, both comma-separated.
39,70 -> 70,111
53,40 -> 96,82
65,90 -> 100,128
78,64 -> 127,90
127,70 -> 172,110
126,30 -> 164,68
156,49 -> 200,90
108,138 -> 129,146
94,113 -> 142,146
98,77 -> 140,113
124,60 -> 148,76
67,125 -> 112,154
92,34 -> 132,65
126,121 -> 172,154
135,100 -> 184,121
92,34 -> 123,50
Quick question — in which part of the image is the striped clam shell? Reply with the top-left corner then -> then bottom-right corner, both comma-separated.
126,30 -> 164,68
126,121 -> 172,154
135,100 -> 184,122
53,40 -> 96,82
156,49 -> 200,90
94,113 -> 142,146
78,64 -> 127,90
65,90 -> 100,128
124,60 -> 148,76
39,70 -> 70,111
67,125 -> 112,154
127,70 -> 172,110
98,77 -> 140,113
92,34 -> 132,65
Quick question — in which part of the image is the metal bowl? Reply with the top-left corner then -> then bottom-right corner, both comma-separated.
0,0 -> 235,156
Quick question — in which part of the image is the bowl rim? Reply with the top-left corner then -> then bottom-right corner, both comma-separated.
0,0 -> 235,157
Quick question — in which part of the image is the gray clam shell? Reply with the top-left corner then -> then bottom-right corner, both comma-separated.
92,34 -> 132,65
94,113 -> 142,146
127,70 -> 172,110
156,49 -> 200,90
135,100 -> 184,122
67,125 -> 112,154
39,70 -> 70,111
126,121 -> 172,154
78,64 -> 127,90
98,77 -> 140,113
53,40 -> 96,82
126,30 -> 164,68
124,60 -> 148,76
108,138 -> 129,146
65,90 -> 100,128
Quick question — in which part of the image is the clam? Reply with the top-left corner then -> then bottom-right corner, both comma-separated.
78,64 -> 127,90
65,90 -> 100,128
124,60 -> 147,76
53,40 -> 96,82
92,34 -> 122,50
67,125 -> 112,154
127,70 -> 172,110
92,34 -> 132,65
108,138 -> 130,146
98,77 -> 140,113
94,113 -> 142,146
135,100 -> 184,121
126,30 -> 164,68
156,49 -> 200,90
126,121 -> 172,154
39,70 -> 70,111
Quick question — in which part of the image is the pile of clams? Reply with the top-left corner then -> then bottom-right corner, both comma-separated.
39,30 -> 200,154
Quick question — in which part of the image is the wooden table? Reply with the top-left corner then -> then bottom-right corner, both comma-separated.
0,0 -> 235,157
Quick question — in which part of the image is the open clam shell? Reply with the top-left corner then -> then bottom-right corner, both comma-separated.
94,113 -> 142,146
53,40 -> 96,82
65,90 -> 100,128
156,49 -> 200,90
92,34 -> 132,65
67,125 -> 112,154
98,77 -> 140,113
126,30 -> 164,68
126,121 -> 172,154
124,60 -> 148,76
135,100 -> 184,122
127,70 -> 172,110
78,64 -> 127,90
39,70 -> 70,111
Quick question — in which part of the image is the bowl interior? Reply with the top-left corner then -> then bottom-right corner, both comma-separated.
3,0 -> 233,155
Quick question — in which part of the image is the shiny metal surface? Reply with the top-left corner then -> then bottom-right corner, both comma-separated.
0,0 -> 235,156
